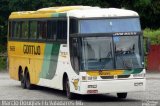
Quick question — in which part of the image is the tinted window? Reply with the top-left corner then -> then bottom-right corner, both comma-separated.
10,19 -> 68,41
80,18 -> 141,33
12,21 -> 21,38
47,20 -> 57,40
21,21 -> 29,39
38,21 -> 47,40
70,19 -> 78,34
57,20 -> 67,39
30,21 -> 37,39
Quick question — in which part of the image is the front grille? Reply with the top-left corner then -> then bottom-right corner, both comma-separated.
100,75 -> 130,79
100,76 -> 114,79
117,75 -> 130,78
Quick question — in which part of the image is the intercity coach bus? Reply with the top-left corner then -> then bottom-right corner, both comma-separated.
8,6 -> 146,99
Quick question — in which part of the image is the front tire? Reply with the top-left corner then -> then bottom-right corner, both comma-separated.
117,93 -> 127,99
65,77 -> 75,99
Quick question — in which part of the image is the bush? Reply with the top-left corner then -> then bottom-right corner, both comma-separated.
143,28 -> 160,45
0,44 -> 6,53
0,43 -> 7,70
0,56 -> 7,70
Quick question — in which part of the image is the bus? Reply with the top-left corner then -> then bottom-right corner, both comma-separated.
8,6 -> 146,99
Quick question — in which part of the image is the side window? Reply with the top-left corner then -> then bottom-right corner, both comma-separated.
30,21 -> 37,39
47,20 -> 57,40
12,21 -> 21,38
57,20 -> 67,39
70,19 -> 78,34
70,38 -> 80,73
38,21 -> 47,40
21,21 -> 29,39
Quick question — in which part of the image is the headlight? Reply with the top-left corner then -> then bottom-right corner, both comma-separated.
82,76 -> 87,80
81,76 -> 97,81
88,76 -> 92,80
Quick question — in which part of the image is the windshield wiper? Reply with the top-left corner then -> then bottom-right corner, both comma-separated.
115,44 -> 135,55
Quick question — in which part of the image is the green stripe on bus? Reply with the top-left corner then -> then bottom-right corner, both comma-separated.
40,43 -> 60,79
123,69 -> 143,75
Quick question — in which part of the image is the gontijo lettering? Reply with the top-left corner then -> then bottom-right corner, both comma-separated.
23,45 -> 40,55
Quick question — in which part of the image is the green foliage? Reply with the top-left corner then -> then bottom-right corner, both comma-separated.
0,56 -> 7,70
0,44 -> 6,70
0,45 -> 6,53
8,0 -> 57,11
134,0 -> 151,7
143,28 -> 160,44
59,0 -> 108,7
0,45 -> 7,70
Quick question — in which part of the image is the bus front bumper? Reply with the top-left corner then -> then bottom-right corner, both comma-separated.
78,78 -> 146,94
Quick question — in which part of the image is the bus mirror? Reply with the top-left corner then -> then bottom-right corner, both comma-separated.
145,37 -> 151,55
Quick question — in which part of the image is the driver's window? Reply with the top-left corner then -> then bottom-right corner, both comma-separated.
70,38 -> 80,73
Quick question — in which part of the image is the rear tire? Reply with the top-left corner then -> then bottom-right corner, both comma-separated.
20,74 -> 26,89
25,71 -> 34,90
117,93 -> 127,99
65,77 -> 75,99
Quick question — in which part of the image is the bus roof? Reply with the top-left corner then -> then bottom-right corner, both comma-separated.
9,6 -> 139,19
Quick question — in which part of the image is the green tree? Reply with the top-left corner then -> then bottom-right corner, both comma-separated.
0,0 -> 10,46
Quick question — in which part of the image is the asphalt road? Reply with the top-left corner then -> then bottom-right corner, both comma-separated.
0,72 -> 160,106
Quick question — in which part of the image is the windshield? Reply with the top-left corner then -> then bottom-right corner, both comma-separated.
114,35 -> 142,69
79,18 -> 141,33
81,35 -> 143,70
81,37 -> 114,70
